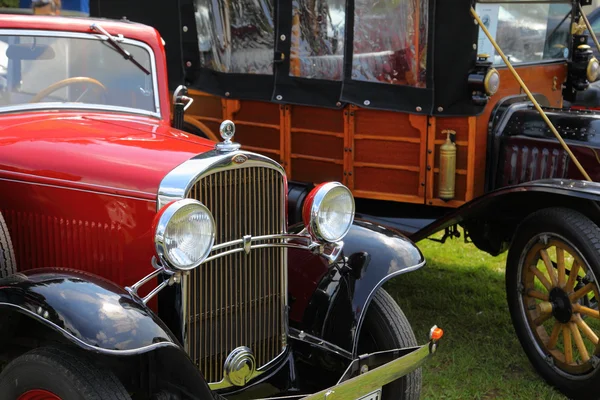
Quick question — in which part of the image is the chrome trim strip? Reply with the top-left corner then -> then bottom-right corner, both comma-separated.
201,233 -> 342,265
157,150 -> 286,211
0,29 -> 161,118
301,341 -> 436,400
0,103 -> 160,119
351,259 -> 427,356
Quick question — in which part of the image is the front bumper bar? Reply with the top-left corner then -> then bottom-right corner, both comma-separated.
299,327 -> 441,400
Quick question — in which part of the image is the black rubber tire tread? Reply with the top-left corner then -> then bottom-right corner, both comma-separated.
0,346 -> 130,399
359,288 -> 422,400
0,211 -> 16,278
506,207 -> 600,400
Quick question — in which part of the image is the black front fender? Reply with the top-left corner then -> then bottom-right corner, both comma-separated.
411,179 -> 600,255
291,219 -> 425,357
0,268 -> 180,354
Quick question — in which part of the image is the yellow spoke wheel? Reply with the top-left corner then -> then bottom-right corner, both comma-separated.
507,208 -> 600,399
522,239 -> 600,374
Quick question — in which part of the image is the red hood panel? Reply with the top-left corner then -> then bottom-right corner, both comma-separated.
0,112 -> 214,197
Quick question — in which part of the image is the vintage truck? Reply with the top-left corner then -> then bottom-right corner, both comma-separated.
0,12 -> 442,400
89,0 -> 600,398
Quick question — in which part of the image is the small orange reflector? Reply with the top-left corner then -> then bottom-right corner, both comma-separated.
430,327 -> 444,341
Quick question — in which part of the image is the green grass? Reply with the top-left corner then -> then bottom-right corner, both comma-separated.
384,230 -> 566,400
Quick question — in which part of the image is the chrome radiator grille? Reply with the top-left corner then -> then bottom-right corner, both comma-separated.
184,166 -> 286,383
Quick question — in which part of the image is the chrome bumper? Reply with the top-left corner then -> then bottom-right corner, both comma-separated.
299,326 -> 442,400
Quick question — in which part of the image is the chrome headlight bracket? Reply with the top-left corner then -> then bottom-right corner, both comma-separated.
126,257 -> 181,304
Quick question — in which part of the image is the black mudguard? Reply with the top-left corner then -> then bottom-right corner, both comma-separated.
0,268 -> 179,353
411,179 -> 600,256
0,268 -> 214,399
289,219 -> 425,358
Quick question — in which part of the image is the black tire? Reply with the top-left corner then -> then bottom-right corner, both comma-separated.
0,346 -> 130,399
358,288 -> 422,400
507,207 -> 600,399
0,211 -> 16,277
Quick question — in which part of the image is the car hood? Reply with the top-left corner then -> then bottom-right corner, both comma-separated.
0,112 -> 215,199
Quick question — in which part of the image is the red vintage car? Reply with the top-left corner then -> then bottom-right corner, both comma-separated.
0,14 -> 441,400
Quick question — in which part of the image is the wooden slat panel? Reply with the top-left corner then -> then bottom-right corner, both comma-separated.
292,105 -> 345,132
281,105 -> 291,175
354,109 -> 421,139
235,125 -> 280,152
292,132 -> 344,160
354,167 -> 420,197
292,158 -> 344,183
426,117 -> 436,204
235,101 -> 281,125
355,139 -> 420,167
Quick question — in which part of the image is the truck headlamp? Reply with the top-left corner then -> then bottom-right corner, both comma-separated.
484,68 -> 500,96
588,57 -> 600,82
154,199 -> 215,270
303,182 -> 355,243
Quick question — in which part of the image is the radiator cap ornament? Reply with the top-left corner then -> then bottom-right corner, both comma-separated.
216,120 -> 241,152
224,346 -> 256,386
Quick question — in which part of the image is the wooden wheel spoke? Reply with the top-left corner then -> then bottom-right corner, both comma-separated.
574,304 -> 600,319
526,289 -> 549,301
541,249 -> 558,287
570,322 -> 590,362
548,321 -> 562,349
529,265 -> 553,291
534,312 -> 552,326
574,314 -> 599,345
570,282 -> 596,303
566,261 -> 581,293
557,247 -> 566,288
563,325 -> 573,364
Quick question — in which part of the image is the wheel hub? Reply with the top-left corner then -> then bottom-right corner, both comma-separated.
549,287 -> 573,323
18,390 -> 61,400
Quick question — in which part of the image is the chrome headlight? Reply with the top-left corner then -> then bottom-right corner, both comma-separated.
484,68 -> 500,96
303,182 -> 355,242
154,199 -> 215,270
588,57 -> 600,82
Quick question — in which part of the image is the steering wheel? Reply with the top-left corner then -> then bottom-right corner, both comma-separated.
29,77 -> 107,103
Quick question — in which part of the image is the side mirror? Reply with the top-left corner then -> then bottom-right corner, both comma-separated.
172,85 -> 193,130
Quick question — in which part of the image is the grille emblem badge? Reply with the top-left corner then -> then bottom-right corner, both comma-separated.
224,346 -> 256,386
232,154 -> 248,164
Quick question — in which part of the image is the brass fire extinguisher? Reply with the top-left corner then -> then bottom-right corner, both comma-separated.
439,130 -> 457,200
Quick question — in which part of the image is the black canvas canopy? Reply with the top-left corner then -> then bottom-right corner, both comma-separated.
90,0 -> 584,116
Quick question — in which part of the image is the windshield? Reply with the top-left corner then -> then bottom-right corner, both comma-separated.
0,31 -> 158,116
475,2 -> 571,66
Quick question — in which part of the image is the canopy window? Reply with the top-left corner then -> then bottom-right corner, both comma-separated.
194,0 -> 275,75
289,0 -> 346,80
351,0 -> 429,88
475,2 -> 572,66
